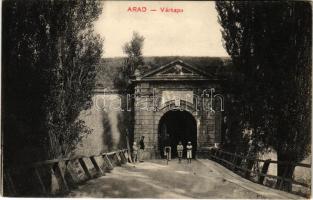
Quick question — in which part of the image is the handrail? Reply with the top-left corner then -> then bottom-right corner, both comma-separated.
213,149 -> 311,168
209,148 -> 311,197
4,149 -> 131,196
9,149 -> 128,169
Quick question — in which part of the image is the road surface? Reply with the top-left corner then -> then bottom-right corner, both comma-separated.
67,159 -> 301,198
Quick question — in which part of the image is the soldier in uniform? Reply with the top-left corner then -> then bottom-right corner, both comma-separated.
186,141 -> 192,164
163,135 -> 171,161
139,136 -> 145,162
177,141 -> 184,163
132,142 -> 138,162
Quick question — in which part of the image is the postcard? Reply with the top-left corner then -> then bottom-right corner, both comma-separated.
2,0 -> 311,198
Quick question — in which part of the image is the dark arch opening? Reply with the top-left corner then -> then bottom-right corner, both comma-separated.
158,110 -> 197,158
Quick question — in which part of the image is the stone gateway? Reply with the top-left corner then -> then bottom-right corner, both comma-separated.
132,60 -> 224,159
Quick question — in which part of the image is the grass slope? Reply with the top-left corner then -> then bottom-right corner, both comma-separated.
96,56 -> 233,88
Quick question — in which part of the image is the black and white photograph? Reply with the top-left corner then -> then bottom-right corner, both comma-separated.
2,0 -> 312,198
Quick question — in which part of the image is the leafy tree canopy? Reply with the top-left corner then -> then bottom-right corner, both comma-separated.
216,1 -> 311,190
3,0 -> 103,163
114,31 -> 145,92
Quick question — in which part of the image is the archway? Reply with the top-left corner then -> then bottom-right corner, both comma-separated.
158,110 -> 197,158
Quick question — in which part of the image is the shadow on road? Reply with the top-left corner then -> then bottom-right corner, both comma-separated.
67,159 -> 299,198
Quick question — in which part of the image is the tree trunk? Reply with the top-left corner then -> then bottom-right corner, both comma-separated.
276,152 -> 296,192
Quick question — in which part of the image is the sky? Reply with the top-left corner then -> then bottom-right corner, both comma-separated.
94,1 -> 228,58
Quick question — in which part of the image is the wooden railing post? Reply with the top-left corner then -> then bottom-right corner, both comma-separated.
243,156 -> 250,178
114,152 -> 122,166
118,151 -> 127,164
278,163 -> 294,191
64,160 -> 78,189
231,155 -> 237,171
214,149 -> 219,162
208,148 -> 213,159
78,158 -> 92,179
220,150 -> 224,161
33,167 -> 47,194
102,154 -> 114,170
237,154 -> 243,171
226,153 -> 230,167
52,162 -> 69,193
90,156 -> 104,175
212,148 -> 217,161
258,159 -> 271,184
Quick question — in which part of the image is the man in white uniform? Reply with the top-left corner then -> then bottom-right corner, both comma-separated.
177,141 -> 184,163
186,141 -> 192,164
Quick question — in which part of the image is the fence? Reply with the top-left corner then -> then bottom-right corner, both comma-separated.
4,149 -> 131,197
209,148 -> 311,197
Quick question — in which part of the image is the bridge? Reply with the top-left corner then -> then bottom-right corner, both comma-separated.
4,148 -> 310,198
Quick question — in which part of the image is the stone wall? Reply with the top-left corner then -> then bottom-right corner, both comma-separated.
74,80 -> 224,159
74,93 -> 127,157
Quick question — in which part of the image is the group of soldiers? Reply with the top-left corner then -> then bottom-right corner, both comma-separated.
132,136 -> 193,163
165,141 -> 193,163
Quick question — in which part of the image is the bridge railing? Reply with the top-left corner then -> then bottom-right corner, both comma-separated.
209,148 -> 311,197
4,149 -> 131,197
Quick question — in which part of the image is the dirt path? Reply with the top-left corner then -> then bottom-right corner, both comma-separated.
67,159 -> 301,198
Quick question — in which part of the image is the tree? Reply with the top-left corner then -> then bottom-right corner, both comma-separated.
44,1 -> 103,157
2,0 -> 103,166
3,0 -> 103,195
216,1 -> 311,191
112,32 -> 145,154
114,31 -> 145,91
123,32 -> 145,74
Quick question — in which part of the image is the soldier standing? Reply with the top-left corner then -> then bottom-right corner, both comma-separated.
177,141 -> 184,163
163,133 -> 171,161
186,141 -> 192,164
132,142 -> 138,162
139,136 -> 145,162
